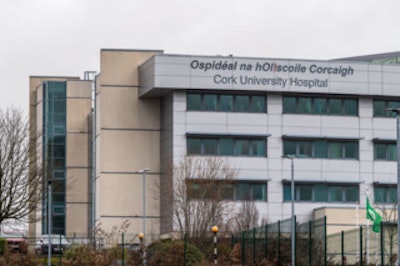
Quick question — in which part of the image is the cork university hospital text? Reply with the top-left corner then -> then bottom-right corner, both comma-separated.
190,59 -> 355,89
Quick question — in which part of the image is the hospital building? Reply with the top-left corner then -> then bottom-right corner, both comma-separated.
29,49 -> 400,239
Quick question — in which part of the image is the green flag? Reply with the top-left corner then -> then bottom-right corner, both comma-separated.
366,197 -> 382,233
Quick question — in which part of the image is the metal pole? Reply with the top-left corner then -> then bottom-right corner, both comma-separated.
48,181 -> 52,266
140,168 -> 149,239
291,156 -> 295,266
143,171 -> 146,237
214,232 -> 218,264
212,226 -> 218,264
396,112 -> 400,266
388,108 -> 400,266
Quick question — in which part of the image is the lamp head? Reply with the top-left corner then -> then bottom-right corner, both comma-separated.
138,232 -> 144,239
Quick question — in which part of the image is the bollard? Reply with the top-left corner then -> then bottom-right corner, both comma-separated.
212,226 -> 219,265
138,233 -> 146,266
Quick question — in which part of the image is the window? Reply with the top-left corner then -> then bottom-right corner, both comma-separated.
283,183 -> 359,203
373,99 -> 400,117
283,96 -> 358,116
283,138 -> 359,159
374,185 -> 397,203
42,81 -> 67,235
187,93 -> 201,110
187,93 -> 266,113
187,135 -> 267,157
374,141 -> 396,161
188,179 -> 267,201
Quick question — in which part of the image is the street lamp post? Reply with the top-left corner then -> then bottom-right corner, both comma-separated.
283,155 -> 295,266
139,168 -> 150,238
388,108 -> 400,265
48,181 -> 52,266
290,156 -> 295,266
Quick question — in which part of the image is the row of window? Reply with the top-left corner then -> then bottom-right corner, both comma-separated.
187,136 -> 400,161
187,136 -> 266,157
188,180 -> 267,201
187,180 -> 396,204
283,183 -> 359,202
187,93 -> 266,112
283,139 -> 359,159
283,96 -> 358,116
186,92 -> 400,118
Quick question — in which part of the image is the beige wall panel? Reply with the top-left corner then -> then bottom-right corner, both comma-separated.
67,99 -> 91,132
100,87 -> 160,129
99,173 -> 159,216
100,130 -> 160,172
66,168 -> 89,203
100,50 -> 161,86
66,133 -> 89,167
66,204 -> 89,237
67,80 -> 92,98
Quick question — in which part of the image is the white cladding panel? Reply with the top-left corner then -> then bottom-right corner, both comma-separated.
153,53 -> 400,224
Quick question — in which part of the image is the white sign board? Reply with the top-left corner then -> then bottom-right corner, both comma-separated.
139,55 -> 400,97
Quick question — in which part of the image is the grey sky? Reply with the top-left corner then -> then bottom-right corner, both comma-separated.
1,0 -> 399,112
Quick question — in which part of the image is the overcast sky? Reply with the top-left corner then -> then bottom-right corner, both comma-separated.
1,0 -> 400,112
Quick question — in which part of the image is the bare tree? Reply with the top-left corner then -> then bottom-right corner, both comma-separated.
170,156 -> 238,239
229,200 -> 260,233
376,200 -> 398,264
0,108 -> 41,231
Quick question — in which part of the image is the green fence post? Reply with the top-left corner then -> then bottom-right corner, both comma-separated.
265,223 -> 268,259
341,230 -> 344,266
253,228 -> 256,265
359,226 -> 363,266
278,220 -> 281,265
324,216 -> 327,266
294,215 -> 297,265
59,234 -> 62,266
380,222 -> 384,266
309,220 -> 312,266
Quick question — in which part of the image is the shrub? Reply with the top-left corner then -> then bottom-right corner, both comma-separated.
0,253 -> 40,266
0,238 -> 6,255
146,238 -> 204,266
63,243 -> 133,266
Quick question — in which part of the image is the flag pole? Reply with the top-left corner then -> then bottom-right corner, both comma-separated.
366,191 -> 370,265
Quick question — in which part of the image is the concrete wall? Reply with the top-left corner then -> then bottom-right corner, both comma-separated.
96,49 -> 162,239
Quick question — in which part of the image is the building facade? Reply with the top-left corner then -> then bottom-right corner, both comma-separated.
29,49 -> 400,239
